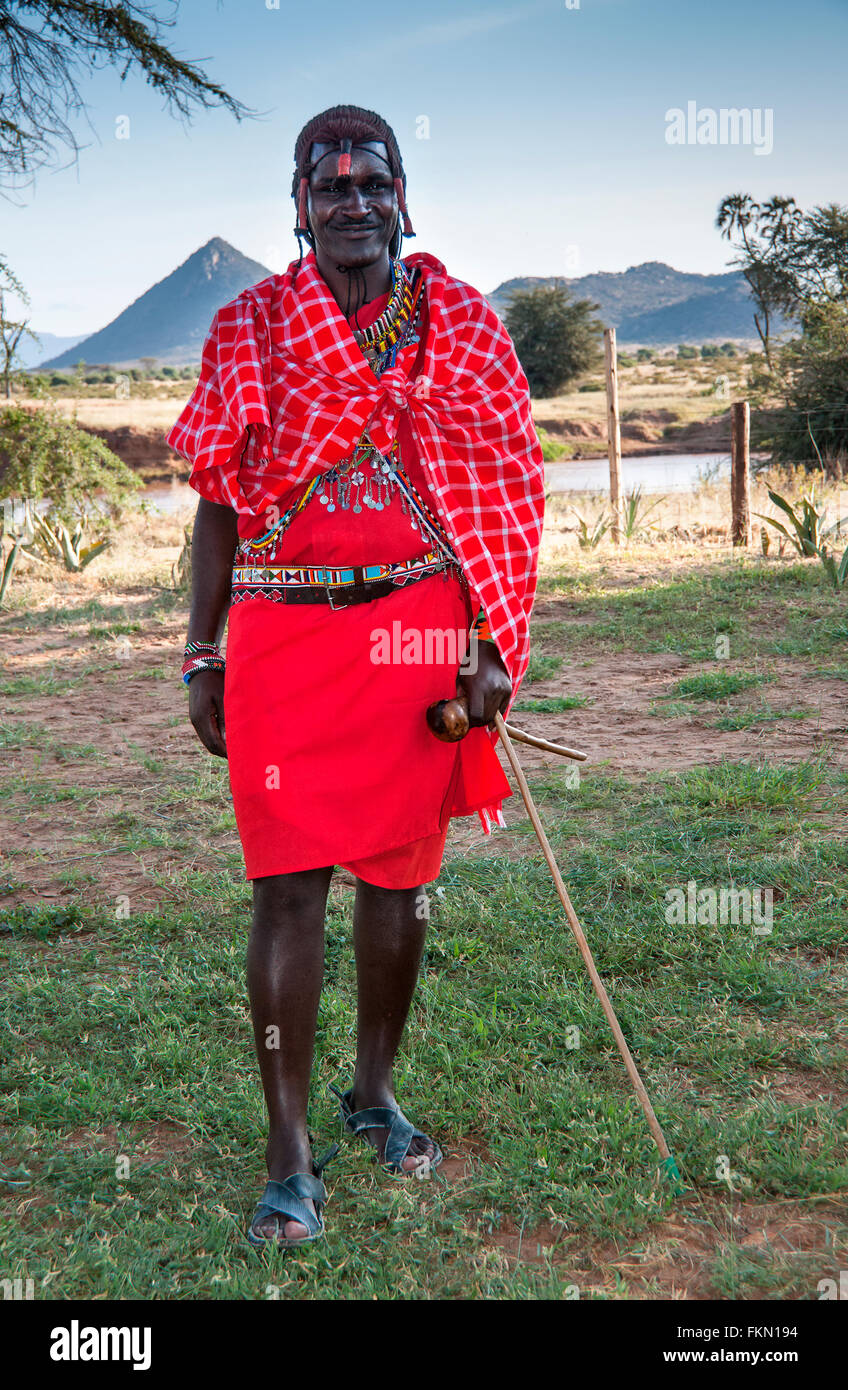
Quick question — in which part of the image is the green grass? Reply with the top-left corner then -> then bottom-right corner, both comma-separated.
513,695 -> 591,713
664,672 -> 772,701
1,758 -> 844,1300
0,720 -> 49,749
525,650 -> 564,684
651,698 -> 816,731
710,705 -> 814,732
535,560 -> 848,661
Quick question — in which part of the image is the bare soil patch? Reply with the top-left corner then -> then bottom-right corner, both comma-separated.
478,1195 -> 846,1298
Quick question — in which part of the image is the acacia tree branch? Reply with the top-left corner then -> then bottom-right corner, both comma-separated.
0,1 -> 252,188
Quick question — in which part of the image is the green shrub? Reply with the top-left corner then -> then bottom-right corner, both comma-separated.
0,405 -> 139,529
535,426 -> 568,462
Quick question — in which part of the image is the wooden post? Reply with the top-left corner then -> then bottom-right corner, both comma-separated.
604,327 -> 622,545
731,400 -> 751,547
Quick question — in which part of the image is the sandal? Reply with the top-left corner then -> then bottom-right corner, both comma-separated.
328,1082 -> 443,1176
247,1143 -> 339,1249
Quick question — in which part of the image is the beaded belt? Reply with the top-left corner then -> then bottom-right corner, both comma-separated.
230,550 -> 461,610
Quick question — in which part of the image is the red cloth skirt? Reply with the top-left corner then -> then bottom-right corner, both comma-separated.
223,426 -> 511,888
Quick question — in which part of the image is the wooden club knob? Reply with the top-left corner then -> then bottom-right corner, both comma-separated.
426,694 -> 470,742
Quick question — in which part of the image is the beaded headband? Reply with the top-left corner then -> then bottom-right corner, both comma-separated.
295,139 -> 414,240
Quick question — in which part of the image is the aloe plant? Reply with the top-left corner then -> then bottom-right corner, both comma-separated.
28,512 -> 110,571
622,485 -> 666,540
755,486 -> 828,557
0,497 -> 36,606
756,483 -> 848,592
572,508 -> 611,549
820,543 -> 848,592
0,536 -> 22,606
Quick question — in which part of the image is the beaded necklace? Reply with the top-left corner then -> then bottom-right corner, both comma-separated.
352,258 -> 422,373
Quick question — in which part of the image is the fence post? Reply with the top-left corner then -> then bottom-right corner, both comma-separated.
731,400 -> 751,547
604,328 -> 622,545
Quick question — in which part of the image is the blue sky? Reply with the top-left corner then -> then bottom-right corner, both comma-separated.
3,0 -> 846,335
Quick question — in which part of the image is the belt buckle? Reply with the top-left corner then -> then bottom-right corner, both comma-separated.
322,566 -> 340,611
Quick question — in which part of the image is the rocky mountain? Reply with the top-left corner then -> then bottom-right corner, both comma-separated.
43,238 -> 273,368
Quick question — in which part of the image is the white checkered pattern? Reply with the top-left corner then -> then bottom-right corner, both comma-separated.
167,250 -> 546,698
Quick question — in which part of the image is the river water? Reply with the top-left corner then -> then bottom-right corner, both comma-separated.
545,452 -> 736,494
140,452 -> 741,515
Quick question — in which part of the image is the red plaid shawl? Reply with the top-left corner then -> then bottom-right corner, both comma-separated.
168,249 -> 545,700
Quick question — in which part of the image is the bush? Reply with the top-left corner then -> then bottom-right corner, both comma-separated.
535,426 -> 568,461
0,405 -> 140,529
676,344 -> 698,359
769,303 -> 848,471
504,282 -> 604,398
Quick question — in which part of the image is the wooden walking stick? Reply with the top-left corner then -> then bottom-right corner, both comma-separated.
426,694 -> 684,1192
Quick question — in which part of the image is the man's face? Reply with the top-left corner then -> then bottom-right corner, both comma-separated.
307,141 -> 398,267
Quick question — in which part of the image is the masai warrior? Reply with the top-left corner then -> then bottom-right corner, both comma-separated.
168,106 -> 545,1247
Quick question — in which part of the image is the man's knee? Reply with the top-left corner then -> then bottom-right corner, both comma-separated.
252,865 -> 333,919
355,878 -> 423,902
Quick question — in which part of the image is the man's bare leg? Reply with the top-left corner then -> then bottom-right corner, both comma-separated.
350,879 -> 438,1171
247,865 -> 333,1240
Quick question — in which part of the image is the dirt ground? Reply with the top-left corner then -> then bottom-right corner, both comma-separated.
2,510 -> 845,1300
2,526 -> 845,902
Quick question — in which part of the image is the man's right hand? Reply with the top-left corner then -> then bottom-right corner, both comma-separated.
188,670 -> 227,758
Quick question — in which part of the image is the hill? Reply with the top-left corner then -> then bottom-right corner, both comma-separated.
487,261 -> 793,345
43,238 -> 272,369
41,247 -> 795,367
18,332 -> 86,369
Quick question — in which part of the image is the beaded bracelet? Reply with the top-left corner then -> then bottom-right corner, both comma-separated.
182,640 -> 225,686
471,608 -> 496,644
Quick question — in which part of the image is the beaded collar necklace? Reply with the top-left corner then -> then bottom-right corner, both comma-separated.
351,259 -> 418,366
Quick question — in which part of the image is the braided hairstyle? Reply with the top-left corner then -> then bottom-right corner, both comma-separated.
291,105 -> 414,273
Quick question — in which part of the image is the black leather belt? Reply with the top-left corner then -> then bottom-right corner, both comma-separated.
230,555 -> 460,610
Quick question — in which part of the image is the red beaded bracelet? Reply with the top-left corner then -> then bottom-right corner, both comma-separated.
182,641 -> 225,686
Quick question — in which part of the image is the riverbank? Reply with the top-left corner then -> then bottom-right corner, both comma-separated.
7,348 -> 758,483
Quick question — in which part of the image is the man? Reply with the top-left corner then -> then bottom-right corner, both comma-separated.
168,106 -> 545,1247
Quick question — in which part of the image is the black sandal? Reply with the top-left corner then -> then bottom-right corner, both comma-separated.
328,1082 -> 443,1176
247,1144 -> 339,1249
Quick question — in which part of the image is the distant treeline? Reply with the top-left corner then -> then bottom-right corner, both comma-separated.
25,364 -> 201,386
